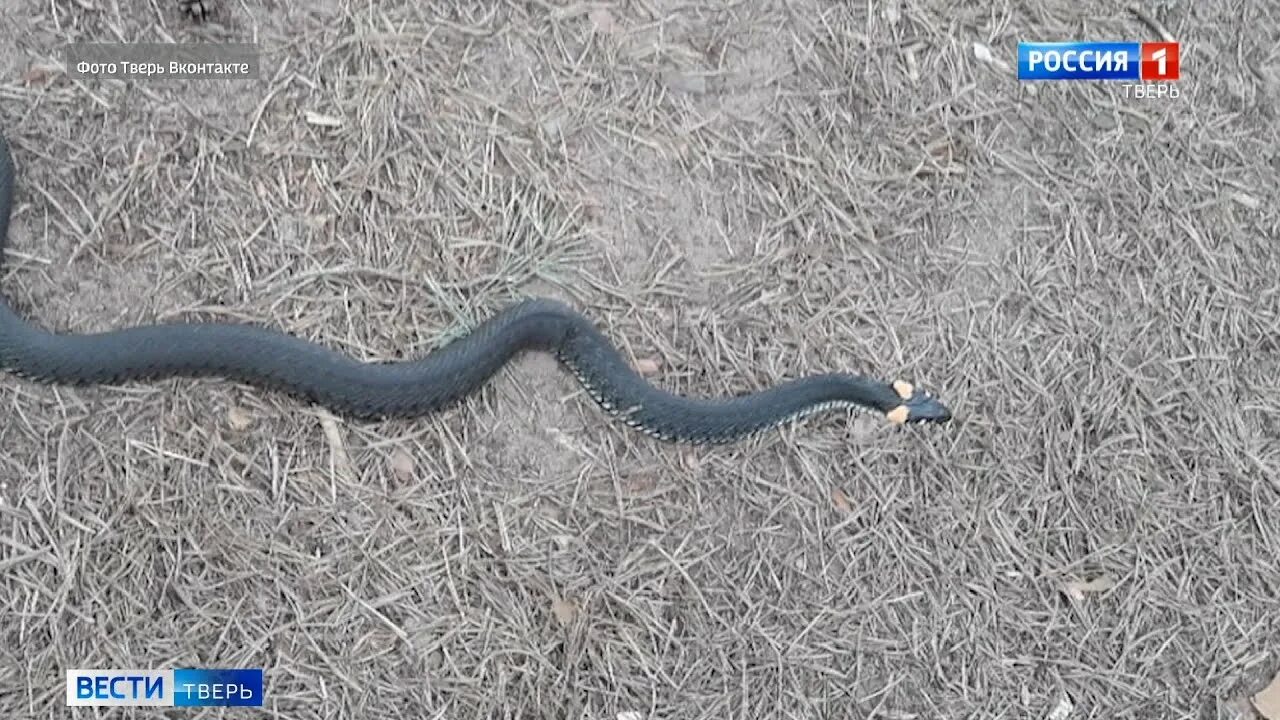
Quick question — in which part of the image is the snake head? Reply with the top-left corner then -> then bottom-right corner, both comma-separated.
885,380 -> 952,424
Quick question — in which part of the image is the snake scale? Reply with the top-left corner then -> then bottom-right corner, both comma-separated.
0,132 -> 951,443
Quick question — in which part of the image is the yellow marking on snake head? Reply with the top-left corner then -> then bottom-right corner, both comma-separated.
892,380 -> 914,400
886,405 -> 909,425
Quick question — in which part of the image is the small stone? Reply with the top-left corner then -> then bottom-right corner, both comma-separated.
389,449 -> 415,482
227,406 -> 253,431
635,357 -> 661,376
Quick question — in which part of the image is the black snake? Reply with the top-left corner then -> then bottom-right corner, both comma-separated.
0,132 -> 951,443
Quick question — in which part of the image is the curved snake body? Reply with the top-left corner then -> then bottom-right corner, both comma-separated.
0,132 -> 951,443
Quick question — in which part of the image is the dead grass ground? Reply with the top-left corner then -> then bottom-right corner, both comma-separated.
0,0 -> 1278,718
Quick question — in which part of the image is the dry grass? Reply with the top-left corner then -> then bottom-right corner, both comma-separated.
1,0 -> 1278,718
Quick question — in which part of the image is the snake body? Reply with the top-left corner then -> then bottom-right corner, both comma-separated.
0,132 -> 951,443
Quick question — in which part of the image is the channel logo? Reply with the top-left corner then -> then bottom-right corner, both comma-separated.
66,668 -> 263,707
1018,42 -> 1179,81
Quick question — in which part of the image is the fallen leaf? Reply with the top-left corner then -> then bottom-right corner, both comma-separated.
540,115 -> 565,139
389,450 -> 415,482
1254,668 -> 1280,719
22,66 -> 51,86
635,357 -> 661,375
227,406 -> 253,431
1063,575 -> 1116,602
552,596 -> 577,626
1047,692 -> 1073,720
663,70 -> 707,94
831,487 -> 852,514
904,47 -> 919,84
588,8 -> 616,34
625,473 -> 658,494
318,411 -> 356,483
973,42 -> 1012,73
1232,191 -> 1262,210
881,2 -> 900,26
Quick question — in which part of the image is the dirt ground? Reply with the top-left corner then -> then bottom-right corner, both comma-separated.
0,1 -> 1277,718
